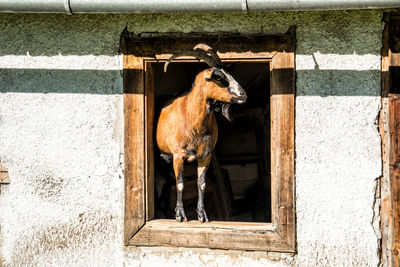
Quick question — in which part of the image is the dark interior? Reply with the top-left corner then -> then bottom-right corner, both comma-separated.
152,61 -> 271,222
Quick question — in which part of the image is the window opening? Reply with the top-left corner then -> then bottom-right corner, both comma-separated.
152,61 -> 271,222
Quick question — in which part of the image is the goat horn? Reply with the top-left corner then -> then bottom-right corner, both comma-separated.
164,50 -> 218,72
193,43 -> 213,51
193,44 -> 223,67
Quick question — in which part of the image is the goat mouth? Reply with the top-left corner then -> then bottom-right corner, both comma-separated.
231,95 -> 247,104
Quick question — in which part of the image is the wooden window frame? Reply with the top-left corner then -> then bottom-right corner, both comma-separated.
380,13 -> 400,266
121,28 -> 296,252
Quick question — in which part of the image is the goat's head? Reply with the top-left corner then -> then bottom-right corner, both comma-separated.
202,67 -> 246,104
164,44 -> 247,120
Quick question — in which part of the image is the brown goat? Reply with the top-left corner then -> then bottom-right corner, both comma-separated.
156,45 -> 246,222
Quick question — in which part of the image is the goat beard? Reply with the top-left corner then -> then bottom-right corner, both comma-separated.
212,101 -> 232,121
220,103 -> 232,121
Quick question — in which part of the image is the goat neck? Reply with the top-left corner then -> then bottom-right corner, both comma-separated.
185,72 -> 214,133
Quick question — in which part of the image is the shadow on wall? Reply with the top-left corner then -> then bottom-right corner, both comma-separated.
0,9 -> 382,96
0,10 -> 382,96
0,69 -> 122,94
0,68 -> 380,96
297,69 -> 380,96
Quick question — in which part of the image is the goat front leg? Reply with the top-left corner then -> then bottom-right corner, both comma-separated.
173,154 -> 187,222
197,155 -> 211,222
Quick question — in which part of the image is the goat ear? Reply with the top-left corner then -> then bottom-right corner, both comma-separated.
204,68 -> 215,80
221,103 -> 232,122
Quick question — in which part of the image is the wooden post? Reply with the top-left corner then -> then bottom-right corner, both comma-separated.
123,45 -> 146,244
145,62 -> 155,221
270,27 -> 295,249
389,94 -> 400,267
381,14 -> 400,266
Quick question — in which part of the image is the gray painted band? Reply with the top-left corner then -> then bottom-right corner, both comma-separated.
0,0 -> 400,13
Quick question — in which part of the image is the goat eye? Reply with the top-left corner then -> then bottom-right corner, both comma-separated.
219,80 -> 229,87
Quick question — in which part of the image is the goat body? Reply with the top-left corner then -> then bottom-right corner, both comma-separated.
157,70 -> 232,162
156,47 -> 246,222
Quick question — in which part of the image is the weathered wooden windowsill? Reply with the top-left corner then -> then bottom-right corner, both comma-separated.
127,219 -> 294,252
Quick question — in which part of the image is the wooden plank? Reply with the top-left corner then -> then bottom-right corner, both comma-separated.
145,62 -> 155,221
389,93 -> 400,267
124,33 -> 287,59
381,18 -> 392,267
381,15 -> 400,267
390,52 -> 400,67
143,218 -> 275,229
123,51 -> 146,244
153,52 -> 277,60
128,219 -> 294,252
270,29 -> 295,250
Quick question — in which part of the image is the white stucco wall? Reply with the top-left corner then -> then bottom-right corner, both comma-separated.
0,10 -> 383,266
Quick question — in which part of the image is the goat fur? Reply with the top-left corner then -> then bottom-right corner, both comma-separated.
156,49 -> 246,223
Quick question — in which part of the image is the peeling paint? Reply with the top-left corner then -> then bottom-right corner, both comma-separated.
372,176 -> 382,266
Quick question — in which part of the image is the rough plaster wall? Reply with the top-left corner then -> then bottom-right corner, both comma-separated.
295,11 -> 382,266
0,14 -> 126,266
0,10 -> 382,266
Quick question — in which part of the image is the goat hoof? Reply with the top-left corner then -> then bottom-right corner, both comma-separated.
198,216 -> 209,223
176,216 -> 187,222
175,207 -> 187,222
197,209 -> 209,223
